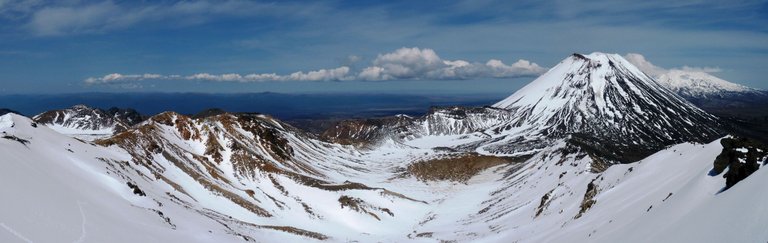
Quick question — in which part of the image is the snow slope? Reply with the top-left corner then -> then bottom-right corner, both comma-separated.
473,138 -> 768,243
3,111 -> 765,242
0,113 -> 249,242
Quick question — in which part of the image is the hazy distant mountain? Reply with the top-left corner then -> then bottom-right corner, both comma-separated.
655,69 -> 762,99
625,55 -> 768,121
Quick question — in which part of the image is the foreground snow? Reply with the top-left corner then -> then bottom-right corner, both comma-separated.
1,112 -> 765,242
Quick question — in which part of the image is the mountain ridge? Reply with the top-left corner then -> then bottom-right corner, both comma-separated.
32,104 -> 145,140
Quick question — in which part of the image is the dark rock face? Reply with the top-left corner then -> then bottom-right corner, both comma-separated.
684,92 -> 768,146
126,182 -> 146,196
575,179 -> 598,219
683,91 -> 768,112
711,137 -> 768,190
192,108 -> 228,119
106,107 -> 145,128
2,134 -> 30,146
320,115 -> 415,146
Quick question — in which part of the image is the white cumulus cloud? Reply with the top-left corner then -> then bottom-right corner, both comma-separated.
85,66 -> 352,84
85,47 -> 545,85
357,47 -> 546,81
623,53 -> 722,78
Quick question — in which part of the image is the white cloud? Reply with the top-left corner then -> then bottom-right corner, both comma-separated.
624,53 -> 722,77
623,53 -> 669,77
85,67 -> 352,84
287,66 -> 352,81
85,47 -> 545,84
345,55 -> 362,64
485,59 -> 546,78
358,47 -> 546,81
365,47 -> 444,80
85,73 -> 165,84
358,66 -> 385,80
678,66 -> 722,73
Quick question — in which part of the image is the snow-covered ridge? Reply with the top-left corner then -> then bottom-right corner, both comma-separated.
32,105 -> 143,140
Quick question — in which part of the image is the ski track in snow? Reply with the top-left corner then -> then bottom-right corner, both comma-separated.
1,222 -> 33,243
74,201 -> 87,243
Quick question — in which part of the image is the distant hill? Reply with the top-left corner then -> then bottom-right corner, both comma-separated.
0,108 -> 21,116
0,92 -> 502,120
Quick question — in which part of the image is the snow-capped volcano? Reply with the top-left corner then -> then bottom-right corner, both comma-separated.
656,69 -> 763,99
492,53 -> 715,131
487,52 -> 720,161
623,53 -> 764,100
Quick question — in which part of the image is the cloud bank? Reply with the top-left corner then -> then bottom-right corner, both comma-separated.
85,47 -> 546,84
85,66 -> 353,84
624,53 -> 722,77
359,47 -> 545,81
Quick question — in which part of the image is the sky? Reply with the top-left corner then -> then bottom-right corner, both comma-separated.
0,0 -> 766,94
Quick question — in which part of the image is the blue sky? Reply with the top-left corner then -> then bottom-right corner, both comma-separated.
0,0 -> 766,94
